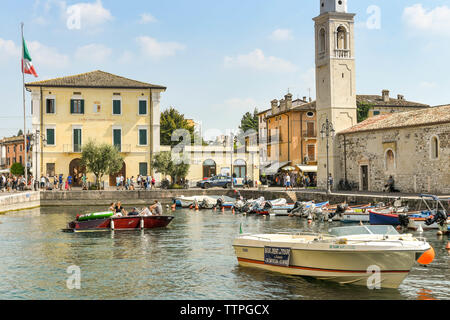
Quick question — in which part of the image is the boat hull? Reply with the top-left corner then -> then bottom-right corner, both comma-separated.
369,211 -> 447,230
233,244 -> 417,289
68,216 -> 174,232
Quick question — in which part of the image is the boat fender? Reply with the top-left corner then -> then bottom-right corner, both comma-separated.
446,242 -> 450,251
110,219 -> 115,230
337,239 -> 348,245
140,218 -> 144,230
417,247 -> 435,265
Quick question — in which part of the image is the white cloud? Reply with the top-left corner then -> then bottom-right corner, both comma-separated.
139,13 -> 157,24
0,38 -> 68,69
75,44 -> 112,63
269,29 -> 293,41
136,36 -> 185,59
0,38 -> 20,61
403,4 -> 450,35
27,41 -> 69,68
66,0 -> 113,29
118,51 -> 134,64
224,49 -> 297,73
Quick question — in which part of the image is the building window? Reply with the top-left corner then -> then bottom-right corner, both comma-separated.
337,26 -> 348,50
46,163 -> 55,176
46,99 -> 55,114
138,129 -> 148,146
431,136 -> 439,159
73,128 -> 82,153
46,128 -> 55,146
233,159 -> 247,178
203,159 -> 216,178
373,110 -> 380,116
113,129 -> 122,152
385,149 -> 395,172
71,99 -> 84,114
19,156 -> 22,164
20,145 -> 23,152
139,163 -> 148,176
139,100 -> 147,115
113,100 -> 121,115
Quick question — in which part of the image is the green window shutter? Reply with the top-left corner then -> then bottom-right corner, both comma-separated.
139,163 -> 148,176
70,100 -> 74,114
113,100 -> 121,115
139,101 -> 147,115
81,100 -> 85,114
139,129 -> 147,145
46,129 -> 55,145
113,129 -> 121,151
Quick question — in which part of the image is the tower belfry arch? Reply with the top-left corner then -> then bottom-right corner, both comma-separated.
313,0 -> 357,190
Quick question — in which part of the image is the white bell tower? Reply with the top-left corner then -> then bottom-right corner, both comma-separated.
313,0 -> 357,190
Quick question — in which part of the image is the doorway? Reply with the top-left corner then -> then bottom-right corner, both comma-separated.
69,158 -> 86,187
361,165 -> 369,191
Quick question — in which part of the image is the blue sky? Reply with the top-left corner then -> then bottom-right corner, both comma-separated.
1,0 -> 450,140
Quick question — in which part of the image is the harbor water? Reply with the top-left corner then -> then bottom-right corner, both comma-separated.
0,206 -> 449,300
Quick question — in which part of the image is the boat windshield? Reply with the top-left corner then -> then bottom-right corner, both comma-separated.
329,225 -> 399,237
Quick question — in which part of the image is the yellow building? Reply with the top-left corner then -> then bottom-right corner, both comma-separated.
25,70 -> 166,187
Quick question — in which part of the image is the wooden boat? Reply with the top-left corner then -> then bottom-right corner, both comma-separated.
64,215 -> 174,232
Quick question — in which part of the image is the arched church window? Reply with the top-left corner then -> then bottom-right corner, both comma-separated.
336,26 -> 348,50
385,149 -> 395,172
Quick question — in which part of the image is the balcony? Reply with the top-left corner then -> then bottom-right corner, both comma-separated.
63,144 -> 83,153
114,144 -> 131,153
302,130 -> 317,138
63,144 -> 132,153
335,49 -> 351,59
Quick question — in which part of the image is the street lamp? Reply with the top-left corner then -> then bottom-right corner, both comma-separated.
320,118 -> 335,194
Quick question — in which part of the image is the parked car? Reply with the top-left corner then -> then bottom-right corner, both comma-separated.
197,175 -> 232,189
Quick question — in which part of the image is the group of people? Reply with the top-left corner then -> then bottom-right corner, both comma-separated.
0,174 -> 27,192
115,175 -> 156,191
109,200 -> 163,217
32,174 -> 82,191
271,172 -> 317,190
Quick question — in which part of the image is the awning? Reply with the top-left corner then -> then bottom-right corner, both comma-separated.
261,161 -> 289,175
0,168 -> 10,174
296,165 -> 318,173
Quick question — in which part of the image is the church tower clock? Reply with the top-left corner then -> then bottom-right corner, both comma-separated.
313,0 -> 357,190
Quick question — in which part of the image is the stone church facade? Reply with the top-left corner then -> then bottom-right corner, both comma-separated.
337,105 -> 450,194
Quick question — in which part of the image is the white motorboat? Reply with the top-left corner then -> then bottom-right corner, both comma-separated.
175,195 -> 218,208
233,225 -> 434,289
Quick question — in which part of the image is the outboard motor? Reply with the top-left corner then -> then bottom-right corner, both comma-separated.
425,211 -> 448,227
329,204 -> 347,220
215,198 -> 223,209
398,214 -> 410,228
263,201 -> 273,211
288,201 -> 302,214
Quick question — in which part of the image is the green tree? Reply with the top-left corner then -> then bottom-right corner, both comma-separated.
161,107 -> 195,147
152,151 -> 190,186
17,129 -> 23,136
10,163 -> 24,176
357,103 -> 372,123
239,108 -> 259,134
81,141 -> 123,188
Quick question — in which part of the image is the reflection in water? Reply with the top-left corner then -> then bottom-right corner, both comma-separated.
0,206 -> 448,300
417,289 -> 437,301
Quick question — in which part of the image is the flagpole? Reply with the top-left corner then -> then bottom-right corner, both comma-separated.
21,22 -> 28,187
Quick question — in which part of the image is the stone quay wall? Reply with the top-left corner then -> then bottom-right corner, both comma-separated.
39,189 -> 429,211
0,192 -> 41,214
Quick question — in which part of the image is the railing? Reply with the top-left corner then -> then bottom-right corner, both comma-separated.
114,144 -> 131,153
302,130 -> 317,138
335,49 -> 351,58
63,144 -> 83,153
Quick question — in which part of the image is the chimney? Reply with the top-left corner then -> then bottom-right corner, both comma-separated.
279,99 -> 286,112
309,97 -> 312,102
382,90 -> 390,102
303,96 -> 307,102
285,93 -> 293,109
397,94 -> 404,100
271,99 -> 278,114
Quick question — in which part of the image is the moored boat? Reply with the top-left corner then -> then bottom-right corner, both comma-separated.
233,225 -> 435,289
64,214 -> 174,232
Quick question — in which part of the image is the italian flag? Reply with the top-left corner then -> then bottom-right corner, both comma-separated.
22,38 -> 38,77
